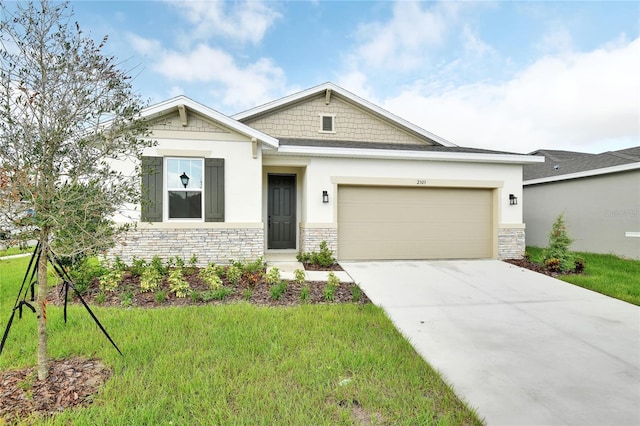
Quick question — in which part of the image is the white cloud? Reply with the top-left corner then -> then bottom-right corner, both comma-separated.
462,26 -> 496,57
383,37 -> 640,154
128,33 -> 164,57
535,27 -> 574,55
353,1 -> 454,70
167,0 -> 281,44
151,44 -> 288,111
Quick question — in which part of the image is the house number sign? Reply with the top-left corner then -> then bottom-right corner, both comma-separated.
416,179 -> 427,185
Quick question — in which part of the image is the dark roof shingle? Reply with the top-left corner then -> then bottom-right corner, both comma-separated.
279,138 -> 523,156
524,146 -> 640,181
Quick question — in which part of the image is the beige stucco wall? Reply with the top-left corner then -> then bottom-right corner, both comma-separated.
112,112 -> 264,224
244,94 -> 428,145
524,170 -> 640,259
263,154 -> 526,258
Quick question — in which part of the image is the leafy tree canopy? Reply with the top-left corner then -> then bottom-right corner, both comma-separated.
0,0 -> 152,258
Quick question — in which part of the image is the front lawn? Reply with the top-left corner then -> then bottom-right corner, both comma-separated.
526,247 -> 640,305
0,256 -> 482,425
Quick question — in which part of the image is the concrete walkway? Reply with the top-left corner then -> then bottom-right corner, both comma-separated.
266,261 -> 353,283
341,260 -> 640,426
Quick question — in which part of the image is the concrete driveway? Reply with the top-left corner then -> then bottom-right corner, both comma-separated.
341,260 -> 640,426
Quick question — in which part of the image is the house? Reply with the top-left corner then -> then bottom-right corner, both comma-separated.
523,147 -> 640,259
109,82 -> 542,264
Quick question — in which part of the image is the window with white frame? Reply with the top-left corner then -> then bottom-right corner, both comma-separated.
166,158 -> 203,219
320,114 -> 335,133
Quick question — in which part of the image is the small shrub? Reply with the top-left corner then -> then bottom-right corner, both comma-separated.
351,284 -> 362,303
574,258 -> 586,273
129,257 -> 147,277
226,265 -> 242,284
150,255 -> 166,275
200,264 -> 223,289
545,258 -> 561,273
112,256 -> 128,272
323,284 -> 336,302
120,291 -> 134,308
203,287 -> 233,301
543,214 -> 574,272
323,271 -> 340,302
140,267 -> 163,292
244,272 -> 261,288
297,241 -> 336,267
190,291 -> 203,302
242,289 -> 253,300
189,253 -> 198,268
265,267 -> 281,285
270,281 -> 287,300
294,268 -> 306,284
99,269 -> 123,293
174,256 -> 185,269
230,257 -> 266,274
69,257 -> 106,294
155,290 -> 167,304
327,271 -> 340,288
95,292 -> 106,304
300,285 -> 310,302
296,251 -> 311,264
168,268 -> 190,298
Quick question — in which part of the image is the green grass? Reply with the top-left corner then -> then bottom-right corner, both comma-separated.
0,256 -> 482,425
526,247 -> 640,305
0,245 -> 33,258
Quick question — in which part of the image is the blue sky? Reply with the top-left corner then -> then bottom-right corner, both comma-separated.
69,1 -> 639,154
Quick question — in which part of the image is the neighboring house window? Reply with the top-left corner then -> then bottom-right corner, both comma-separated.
141,156 -> 225,223
320,114 -> 335,133
166,158 -> 203,219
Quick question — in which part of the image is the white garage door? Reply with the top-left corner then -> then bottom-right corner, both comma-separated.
338,186 -> 494,260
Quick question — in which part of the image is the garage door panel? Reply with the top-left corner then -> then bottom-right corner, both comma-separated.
338,186 -> 493,260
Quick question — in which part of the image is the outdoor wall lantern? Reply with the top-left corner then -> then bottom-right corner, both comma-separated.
180,172 -> 190,189
509,194 -> 518,205
322,190 -> 329,203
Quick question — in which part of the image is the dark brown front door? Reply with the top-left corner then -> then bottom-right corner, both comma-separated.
268,174 -> 296,249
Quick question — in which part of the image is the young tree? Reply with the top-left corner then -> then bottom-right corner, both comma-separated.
543,213 -> 574,272
0,1 -> 151,379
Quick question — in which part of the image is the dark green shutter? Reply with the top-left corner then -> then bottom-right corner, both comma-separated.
205,158 -> 224,222
141,156 -> 163,222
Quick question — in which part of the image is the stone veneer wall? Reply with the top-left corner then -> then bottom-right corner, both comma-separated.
498,227 -> 526,260
299,225 -> 338,257
107,227 -> 264,266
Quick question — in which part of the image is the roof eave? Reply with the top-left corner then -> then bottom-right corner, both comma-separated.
524,162 -> 640,185
264,145 -> 544,164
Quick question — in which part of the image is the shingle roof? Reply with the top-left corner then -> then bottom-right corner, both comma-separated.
524,146 -> 640,181
279,138 -> 523,156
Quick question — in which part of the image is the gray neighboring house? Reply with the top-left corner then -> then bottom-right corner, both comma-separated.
523,147 -> 640,259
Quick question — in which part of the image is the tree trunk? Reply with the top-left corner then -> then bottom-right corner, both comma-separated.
36,234 -> 49,380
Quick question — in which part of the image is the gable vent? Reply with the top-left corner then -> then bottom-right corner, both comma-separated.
320,114 -> 335,133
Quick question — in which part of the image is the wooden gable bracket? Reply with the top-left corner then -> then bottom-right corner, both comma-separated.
325,88 -> 332,105
177,104 -> 188,127
252,138 -> 258,159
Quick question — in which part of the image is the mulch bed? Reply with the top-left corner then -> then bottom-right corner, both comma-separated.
504,258 -> 582,278
0,358 -> 111,424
